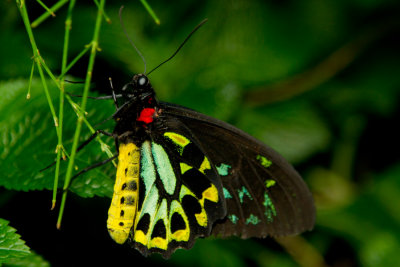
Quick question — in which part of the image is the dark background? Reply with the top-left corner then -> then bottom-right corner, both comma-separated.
1,0 -> 400,266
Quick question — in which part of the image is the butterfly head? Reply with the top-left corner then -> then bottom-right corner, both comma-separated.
114,74 -> 159,126
121,74 -> 156,104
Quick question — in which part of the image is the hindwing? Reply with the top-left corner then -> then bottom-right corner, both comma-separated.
129,130 -> 226,258
160,102 -> 316,238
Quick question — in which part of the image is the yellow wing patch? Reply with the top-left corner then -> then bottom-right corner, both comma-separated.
133,229 -> 148,246
150,237 -> 168,250
203,184 -> 219,203
164,132 -> 191,155
179,184 -> 219,228
199,157 -> 211,174
180,162 -> 192,174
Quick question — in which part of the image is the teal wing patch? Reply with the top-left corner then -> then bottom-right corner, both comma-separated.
129,132 -> 226,258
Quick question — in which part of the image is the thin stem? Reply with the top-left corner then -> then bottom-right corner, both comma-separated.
58,45 -> 91,80
27,61 -> 35,99
140,0 -> 160,25
31,0 -> 69,28
35,0 -> 56,17
57,0 -> 107,229
52,0 -> 77,210
35,51 -> 115,162
17,0 -> 115,213
17,0 -> 60,130
93,0 -> 111,24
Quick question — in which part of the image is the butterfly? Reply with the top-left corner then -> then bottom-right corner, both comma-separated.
69,17 -> 315,259
100,73 -> 315,258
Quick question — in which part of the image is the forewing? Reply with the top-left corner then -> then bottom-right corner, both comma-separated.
160,102 -> 315,238
129,127 -> 226,258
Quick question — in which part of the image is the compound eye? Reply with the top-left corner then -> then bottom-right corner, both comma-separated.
138,76 -> 148,86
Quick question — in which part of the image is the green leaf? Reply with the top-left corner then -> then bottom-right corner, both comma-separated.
0,79 -> 115,198
0,79 -> 54,191
0,218 -> 30,263
2,250 -> 50,267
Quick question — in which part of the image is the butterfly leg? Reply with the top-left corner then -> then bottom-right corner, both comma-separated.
76,129 -> 115,152
40,129 -> 115,172
64,154 -> 118,190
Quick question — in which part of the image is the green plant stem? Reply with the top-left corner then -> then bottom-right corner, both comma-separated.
93,0 -> 111,23
140,0 -> 160,24
58,45 -> 91,80
36,51 -> 115,162
57,0 -> 107,229
17,22 -> 114,166
35,0 -> 55,17
27,62 -> 35,99
52,0 -> 77,211
17,0 -> 114,212
31,0 -> 69,28
17,1 -> 60,130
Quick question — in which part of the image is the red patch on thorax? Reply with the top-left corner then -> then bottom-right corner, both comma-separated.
137,108 -> 156,124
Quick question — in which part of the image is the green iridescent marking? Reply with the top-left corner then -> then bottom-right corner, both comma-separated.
223,187 -> 232,199
151,142 -> 176,195
237,186 -> 253,203
263,192 -> 277,222
139,186 -> 159,219
265,179 -> 276,188
140,141 -> 156,197
216,163 -> 231,176
228,214 -> 239,224
245,214 -> 260,225
152,198 -> 168,229
256,155 -> 272,168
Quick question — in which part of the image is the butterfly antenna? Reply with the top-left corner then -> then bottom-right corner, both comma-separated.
108,77 -> 119,109
119,6 -> 147,74
147,18 -> 208,76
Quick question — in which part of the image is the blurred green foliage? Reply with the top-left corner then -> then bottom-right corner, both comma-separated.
1,0 -> 399,266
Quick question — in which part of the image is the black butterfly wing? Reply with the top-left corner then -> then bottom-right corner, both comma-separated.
127,124 -> 227,258
159,102 -> 315,238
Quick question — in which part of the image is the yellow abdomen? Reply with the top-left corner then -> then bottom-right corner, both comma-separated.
107,143 -> 140,244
